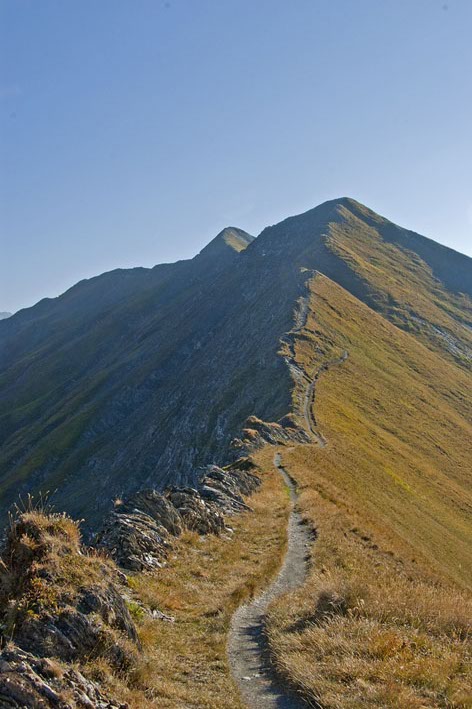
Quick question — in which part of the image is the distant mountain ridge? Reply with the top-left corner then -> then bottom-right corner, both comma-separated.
0,197 -> 470,526
0,313 -> 11,320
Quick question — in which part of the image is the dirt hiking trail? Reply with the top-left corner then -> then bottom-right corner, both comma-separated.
228,453 -> 316,708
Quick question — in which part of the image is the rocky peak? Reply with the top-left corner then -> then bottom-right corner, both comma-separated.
194,226 -> 254,265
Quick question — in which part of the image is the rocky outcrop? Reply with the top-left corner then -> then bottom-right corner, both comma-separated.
97,458 -> 261,572
0,644 -> 127,708
199,462 -> 261,515
165,487 -> 225,534
232,414 -> 311,453
0,511 -> 138,670
117,489 -> 183,536
97,509 -> 173,571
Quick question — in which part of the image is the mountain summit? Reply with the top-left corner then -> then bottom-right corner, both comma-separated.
193,226 -> 255,272
197,226 -> 254,258
0,198 -> 470,526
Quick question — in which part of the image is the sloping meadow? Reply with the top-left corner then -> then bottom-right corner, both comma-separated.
265,275 -> 472,708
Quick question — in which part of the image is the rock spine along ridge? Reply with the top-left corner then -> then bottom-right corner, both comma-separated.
96,458 -> 261,571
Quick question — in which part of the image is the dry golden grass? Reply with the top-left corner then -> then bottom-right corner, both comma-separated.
1,509 -> 108,624
266,274 -> 472,707
267,477 -> 472,707
100,272 -> 471,707
89,449 -> 290,708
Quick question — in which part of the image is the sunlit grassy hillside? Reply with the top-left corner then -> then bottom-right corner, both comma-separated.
268,274 -> 472,707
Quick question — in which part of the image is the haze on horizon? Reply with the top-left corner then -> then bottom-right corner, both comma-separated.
1,0 -> 471,314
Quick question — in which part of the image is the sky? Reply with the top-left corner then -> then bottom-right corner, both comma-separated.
1,0 -> 471,314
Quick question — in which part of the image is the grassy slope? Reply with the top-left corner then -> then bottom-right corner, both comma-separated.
326,205 -> 472,365
2,199 -> 470,706
267,275 -> 472,707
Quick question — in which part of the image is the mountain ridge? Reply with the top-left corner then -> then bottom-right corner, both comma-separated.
0,198 -> 470,527
3,196 -> 471,326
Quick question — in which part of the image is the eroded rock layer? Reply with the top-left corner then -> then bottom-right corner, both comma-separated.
97,458 -> 261,571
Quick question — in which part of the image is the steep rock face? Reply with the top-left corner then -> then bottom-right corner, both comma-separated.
0,218 -> 300,526
0,198 -> 470,527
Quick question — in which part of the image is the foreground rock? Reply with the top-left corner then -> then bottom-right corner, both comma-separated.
97,507 -> 174,571
0,458 -> 262,706
0,644 -> 127,708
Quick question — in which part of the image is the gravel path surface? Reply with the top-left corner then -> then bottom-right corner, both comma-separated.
228,453 -> 315,708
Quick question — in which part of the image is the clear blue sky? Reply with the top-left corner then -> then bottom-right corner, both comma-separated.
1,0 -> 471,313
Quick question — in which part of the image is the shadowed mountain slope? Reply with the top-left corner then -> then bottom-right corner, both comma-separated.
0,198 -> 470,526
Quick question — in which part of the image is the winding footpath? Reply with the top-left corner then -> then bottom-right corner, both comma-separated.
229,282 -> 347,707
303,351 -> 349,446
228,453 -> 314,708
281,284 -> 349,446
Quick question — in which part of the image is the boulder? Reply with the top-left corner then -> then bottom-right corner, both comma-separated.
0,644 -> 127,708
116,489 -> 183,536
